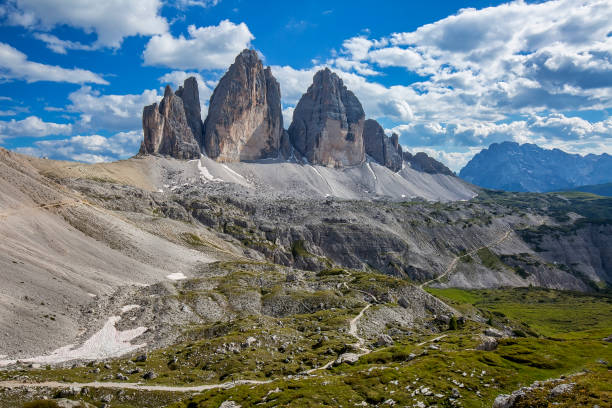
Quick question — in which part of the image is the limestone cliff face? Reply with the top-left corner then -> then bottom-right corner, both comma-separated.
175,76 -> 204,148
203,49 -> 284,162
139,84 -> 201,160
363,119 -> 403,172
288,68 -> 365,167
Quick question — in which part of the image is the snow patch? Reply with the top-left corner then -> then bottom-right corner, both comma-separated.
198,159 -> 220,182
166,272 -> 187,281
121,305 -> 140,314
0,316 -> 146,366
367,163 -> 377,180
87,293 -> 96,298
221,164 -> 247,182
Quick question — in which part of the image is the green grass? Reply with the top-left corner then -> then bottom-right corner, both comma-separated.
168,333 -> 611,408
474,189 -> 612,223
3,275 -> 611,408
477,247 -> 503,270
426,287 -> 612,339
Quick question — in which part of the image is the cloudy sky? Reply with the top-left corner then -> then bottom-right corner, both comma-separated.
0,0 -> 610,171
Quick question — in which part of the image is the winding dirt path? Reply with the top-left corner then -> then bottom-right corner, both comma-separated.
0,379 -> 272,393
419,229 -> 512,289
0,292 -> 378,391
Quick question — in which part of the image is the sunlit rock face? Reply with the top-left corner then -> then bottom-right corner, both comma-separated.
140,83 -> 201,160
203,49 -> 284,162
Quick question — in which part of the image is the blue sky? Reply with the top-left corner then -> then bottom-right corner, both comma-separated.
0,0 -> 610,170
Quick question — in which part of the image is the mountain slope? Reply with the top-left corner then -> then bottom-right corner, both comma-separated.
569,182 -> 612,197
459,142 -> 612,192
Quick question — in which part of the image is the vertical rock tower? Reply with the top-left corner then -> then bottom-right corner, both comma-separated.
288,68 -> 365,167
139,81 -> 201,160
175,77 -> 204,148
203,49 -> 284,162
363,119 -> 403,172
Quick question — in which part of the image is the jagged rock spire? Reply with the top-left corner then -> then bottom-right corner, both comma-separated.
139,78 -> 201,160
288,68 -> 365,167
363,119 -> 403,172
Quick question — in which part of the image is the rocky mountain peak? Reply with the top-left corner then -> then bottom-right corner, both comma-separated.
288,68 -> 365,167
175,76 -> 203,148
139,81 -> 201,160
203,48 -> 284,162
363,119 -> 403,172
459,142 -> 612,191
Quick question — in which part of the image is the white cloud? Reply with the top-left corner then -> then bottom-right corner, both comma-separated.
15,130 -> 142,163
172,0 -> 220,8
329,0 -> 612,126
143,20 -> 254,70
0,116 -> 71,139
0,42 -> 107,84
3,0 -> 168,48
282,106 -> 294,127
270,64 -> 321,106
67,87 -> 160,132
33,33 -> 95,54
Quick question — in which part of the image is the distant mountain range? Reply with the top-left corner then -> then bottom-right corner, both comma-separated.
459,142 -> 612,192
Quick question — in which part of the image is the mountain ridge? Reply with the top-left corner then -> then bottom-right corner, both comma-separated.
459,141 -> 612,192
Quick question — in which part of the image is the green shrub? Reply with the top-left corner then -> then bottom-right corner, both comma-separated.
448,315 -> 458,330
23,401 -> 60,408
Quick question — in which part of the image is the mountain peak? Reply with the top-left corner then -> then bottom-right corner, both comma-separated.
203,47 -> 284,162
459,142 -> 612,192
288,68 -> 365,167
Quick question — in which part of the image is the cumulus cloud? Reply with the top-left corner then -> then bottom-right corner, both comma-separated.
15,130 -> 143,163
0,116 -> 71,139
0,42 -> 107,84
307,0 -> 612,132
67,87 -> 160,132
2,0 -> 168,48
143,20 -> 254,70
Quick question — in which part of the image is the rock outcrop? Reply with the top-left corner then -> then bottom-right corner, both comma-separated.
139,82 -> 201,160
403,151 -> 454,176
175,76 -> 204,148
288,68 -> 365,167
203,49 -> 284,162
363,119 -> 403,171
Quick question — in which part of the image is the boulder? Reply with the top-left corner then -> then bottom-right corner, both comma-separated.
289,68 -> 365,167
492,392 -> 524,408
140,84 -> 201,159
376,333 -> 394,347
484,327 -> 505,338
549,383 -> 574,398
203,49 -> 284,162
476,335 -> 498,351
55,399 -> 96,408
334,352 -> 360,365
363,119 -> 403,171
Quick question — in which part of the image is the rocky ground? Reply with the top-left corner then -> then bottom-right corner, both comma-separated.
1,148 -> 611,407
